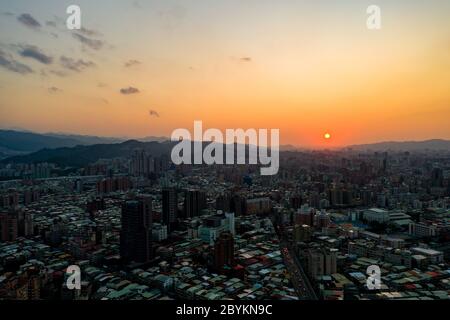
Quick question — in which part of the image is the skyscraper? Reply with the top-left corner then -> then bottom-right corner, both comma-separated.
431,167 -> 444,188
0,210 -> 18,242
213,231 -> 235,272
183,190 -> 207,218
162,187 -> 178,232
120,197 -> 153,263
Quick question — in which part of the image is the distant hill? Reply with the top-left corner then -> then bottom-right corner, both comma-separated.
0,130 -> 172,157
44,132 -> 124,145
0,130 -> 86,154
1,138 -> 269,167
346,139 -> 450,152
2,140 -> 175,167
140,136 -> 170,143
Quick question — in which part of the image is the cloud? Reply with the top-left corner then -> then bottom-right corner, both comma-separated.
48,70 -> 67,77
72,33 -> 105,51
231,56 -> 252,63
120,87 -> 140,95
124,59 -> 141,68
19,45 -> 53,64
45,20 -> 57,27
97,82 -> 108,88
17,13 -> 41,29
149,110 -> 160,118
77,27 -> 102,37
0,50 -> 33,74
60,56 -> 96,72
48,86 -> 63,94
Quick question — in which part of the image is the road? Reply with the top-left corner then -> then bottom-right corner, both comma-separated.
280,240 -> 318,300
273,220 -> 318,300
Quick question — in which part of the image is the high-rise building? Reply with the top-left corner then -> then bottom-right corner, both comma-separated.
293,224 -> 312,242
17,209 -> 33,238
314,210 -> 331,229
431,167 -> 444,188
294,205 -> 315,226
307,249 -> 324,279
130,150 -> 155,177
307,248 -> 337,278
0,210 -> 18,242
231,194 -> 246,216
216,193 -> 232,212
120,197 -> 153,263
325,248 -> 338,275
162,187 -> 178,232
290,194 -> 302,209
245,198 -> 271,215
213,231 -> 235,272
1,191 -> 19,209
183,190 -> 207,218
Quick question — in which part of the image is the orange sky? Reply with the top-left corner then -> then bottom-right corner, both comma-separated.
0,1 -> 449,148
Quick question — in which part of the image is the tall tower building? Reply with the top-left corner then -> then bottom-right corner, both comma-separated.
183,190 -> 207,218
162,187 -> 178,232
0,210 -> 18,242
213,231 -> 235,272
120,197 -> 153,263
431,167 -> 444,188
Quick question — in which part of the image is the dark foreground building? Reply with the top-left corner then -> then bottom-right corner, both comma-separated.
120,197 -> 153,263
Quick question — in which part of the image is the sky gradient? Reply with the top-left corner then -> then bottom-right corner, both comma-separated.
0,0 -> 449,148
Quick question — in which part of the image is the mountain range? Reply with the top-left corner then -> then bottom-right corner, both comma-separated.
346,139 -> 450,152
0,129 -> 167,159
1,129 -> 449,165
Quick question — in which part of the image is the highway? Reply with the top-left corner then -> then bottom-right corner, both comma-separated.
280,240 -> 318,300
275,221 -> 319,300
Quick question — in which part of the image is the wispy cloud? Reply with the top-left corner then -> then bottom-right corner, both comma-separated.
48,86 -> 63,94
72,33 -> 105,51
149,110 -> 160,118
45,20 -> 57,28
78,27 -> 102,37
19,45 -> 53,64
60,56 -> 96,72
17,13 -> 41,30
0,49 -> 33,74
124,59 -> 141,68
48,69 -> 67,77
231,56 -> 253,63
120,87 -> 140,95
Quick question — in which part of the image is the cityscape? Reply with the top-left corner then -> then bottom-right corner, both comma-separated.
1,0 -> 450,305
1,143 -> 449,301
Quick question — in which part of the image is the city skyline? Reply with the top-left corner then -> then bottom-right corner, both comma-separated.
1,0 -> 449,148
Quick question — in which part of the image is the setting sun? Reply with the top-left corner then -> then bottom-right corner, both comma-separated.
324,133 -> 331,140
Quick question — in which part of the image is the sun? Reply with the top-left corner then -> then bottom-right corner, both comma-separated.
324,133 -> 331,140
